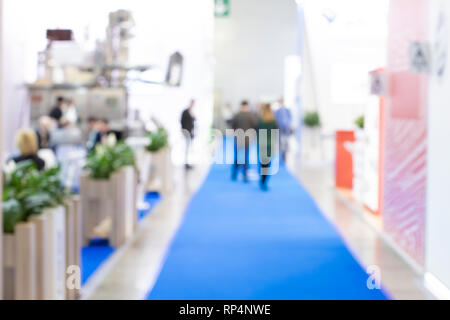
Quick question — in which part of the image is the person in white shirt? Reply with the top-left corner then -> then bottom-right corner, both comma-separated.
64,99 -> 78,126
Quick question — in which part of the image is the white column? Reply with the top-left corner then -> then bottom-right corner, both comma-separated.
0,0 -> 4,301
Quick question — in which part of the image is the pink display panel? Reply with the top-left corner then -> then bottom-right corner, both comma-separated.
383,0 -> 428,266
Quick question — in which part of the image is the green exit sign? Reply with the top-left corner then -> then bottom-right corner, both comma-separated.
215,0 -> 230,17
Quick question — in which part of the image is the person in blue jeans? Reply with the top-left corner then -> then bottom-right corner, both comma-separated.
275,98 -> 292,163
230,101 -> 258,182
258,104 -> 279,191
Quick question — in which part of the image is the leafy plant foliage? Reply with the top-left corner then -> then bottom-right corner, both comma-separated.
355,115 -> 365,129
2,161 -> 68,234
146,127 -> 169,152
85,142 -> 136,180
303,111 -> 321,128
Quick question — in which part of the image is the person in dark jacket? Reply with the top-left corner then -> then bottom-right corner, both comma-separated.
258,104 -> 279,191
48,96 -> 65,125
181,99 -> 196,169
230,100 -> 258,182
86,117 -> 100,151
12,129 -> 46,171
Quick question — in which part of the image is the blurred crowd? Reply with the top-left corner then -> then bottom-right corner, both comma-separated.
228,98 -> 292,191
185,97 -> 293,191
7,96 -> 118,188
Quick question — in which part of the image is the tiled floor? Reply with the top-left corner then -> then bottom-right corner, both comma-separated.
289,159 -> 433,300
87,156 -> 434,300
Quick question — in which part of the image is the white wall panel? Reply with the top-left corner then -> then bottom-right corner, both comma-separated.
214,0 -> 298,111
0,0 -> 3,300
302,0 -> 389,134
426,0 -> 450,292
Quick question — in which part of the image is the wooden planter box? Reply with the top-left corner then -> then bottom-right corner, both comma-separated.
80,166 -> 137,248
40,206 -> 66,300
352,128 -> 366,203
3,223 -> 37,300
2,200 -> 83,300
148,148 -> 173,195
3,205 -> 68,300
302,126 -> 324,162
136,150 -> 152,206
64,196 -> 83,300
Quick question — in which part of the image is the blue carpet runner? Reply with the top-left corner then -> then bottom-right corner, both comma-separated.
81,239 -> 115,285
147,164 -> 389,300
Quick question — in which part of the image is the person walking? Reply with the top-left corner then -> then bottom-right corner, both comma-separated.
181,99 -> 196,169
275,98 -> 292,163
230,100 -> 258,182
258,104 -> 279,191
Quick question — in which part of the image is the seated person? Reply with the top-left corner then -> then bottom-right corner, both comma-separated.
64,99 -> 78,126
36,116 -> 57,149
89,119 -> 119,148
100,119 -> 122,142
12,129 -> 45,171
86,117 -> 100,151
86,118 -> 122,152
49,96 -> 65,125
49,125 -> 83,147
98,118 -> 111,144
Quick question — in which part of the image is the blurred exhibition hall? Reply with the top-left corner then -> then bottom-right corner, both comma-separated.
0,0 -> 449,301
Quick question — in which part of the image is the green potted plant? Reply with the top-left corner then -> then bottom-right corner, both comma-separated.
354,115 -> 366,144
81,137 -> 138,247
2,161 -> 68,234
146,127 -> 168,153
2,160 -> 71,300
355,115 -> 365,130
134,128 -> 168,211
145,127 -> 173,194
303,111 -> 321,128
302,111 -> 322,160
352,115 -> 367,203
85,141 -> 136,180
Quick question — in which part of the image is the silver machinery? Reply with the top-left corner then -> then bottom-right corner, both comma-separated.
27,9 -> 184,140
27,10 -> 143,138
28,85 -> 127,130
